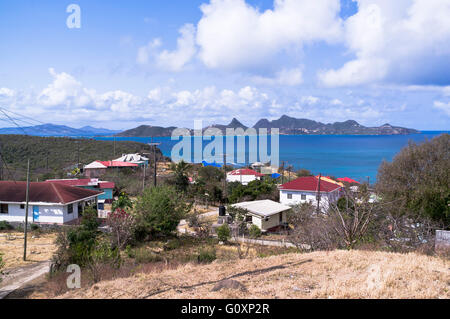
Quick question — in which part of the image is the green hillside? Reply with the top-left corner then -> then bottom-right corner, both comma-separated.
0,135 -> 165,181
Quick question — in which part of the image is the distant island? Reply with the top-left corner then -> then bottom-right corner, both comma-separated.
0,115 -> 419,138
0,123 -> 120,137
116,115 -> 419,137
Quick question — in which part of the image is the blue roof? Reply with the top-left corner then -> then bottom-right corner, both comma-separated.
202,160 -> 222,168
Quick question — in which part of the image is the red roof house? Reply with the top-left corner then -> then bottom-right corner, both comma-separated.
279,176 -> 341,192
279,176 -> 343,211
228,168 -> 264,177
0,181 -> 103,224
226,168 -> 265,185
337,177 -> 360,184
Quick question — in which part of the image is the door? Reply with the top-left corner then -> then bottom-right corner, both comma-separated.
33,205 -> 39,222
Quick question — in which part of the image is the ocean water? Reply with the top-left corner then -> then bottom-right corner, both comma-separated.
95,131 -> 447,183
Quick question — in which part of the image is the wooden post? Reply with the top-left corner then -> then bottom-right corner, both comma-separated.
23,158 -> 30,261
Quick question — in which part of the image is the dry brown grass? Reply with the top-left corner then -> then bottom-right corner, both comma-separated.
0,231 -> 57,270
57,250 -> 450,299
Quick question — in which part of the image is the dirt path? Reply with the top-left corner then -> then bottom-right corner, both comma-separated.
0,261 -> 51,299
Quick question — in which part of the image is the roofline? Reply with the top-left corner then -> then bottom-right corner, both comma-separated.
279,187 -> 341,193
0,193 -> 103,206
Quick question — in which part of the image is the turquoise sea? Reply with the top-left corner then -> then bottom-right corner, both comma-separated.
95,131 -> 448,183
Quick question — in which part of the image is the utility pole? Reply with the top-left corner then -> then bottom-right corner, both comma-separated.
113,136 -> 116,158
149,140 -> 161,187
223,152 -> 227,200
316,173 -> 322,213
23,159 -> 30,261
142,164 -> 146,192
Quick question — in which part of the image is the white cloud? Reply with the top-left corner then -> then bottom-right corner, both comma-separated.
253,67 -> 303,86
301,95 -> 319,105
137,39 -> 162,65
156,24 -> 197,71
137,24 -> 196,71
0,88 -> 15,98
433,101 -> 450,116
196,0 -> 342,69
319,0 -> 450,87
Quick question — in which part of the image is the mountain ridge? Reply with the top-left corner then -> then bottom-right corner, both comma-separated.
0,123 -> 120,137
116,115 -> 419,137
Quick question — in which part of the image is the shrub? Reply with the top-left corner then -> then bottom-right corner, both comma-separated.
0,251 -> 4,271
163,239 -> 181,251
0,221 -> 13,231
51,207 -> 101,272
197,247 -> 216,264
249,225 -> 262,238
30,224 -> 40,231
112,192 -> 133,212
216,224 -> 231,242
106,208 -> 135,250
127,247 -> 162,263
134,185 -> 191,239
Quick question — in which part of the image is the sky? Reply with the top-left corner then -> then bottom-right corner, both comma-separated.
0,0 -> 449,130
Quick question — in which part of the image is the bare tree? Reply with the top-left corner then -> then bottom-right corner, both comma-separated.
328,188 -> 376,250
287,202 -> 337,251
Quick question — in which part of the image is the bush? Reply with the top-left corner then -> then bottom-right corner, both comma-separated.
376,133 -> 450,224
0,251 -> 4,272
216,224 -> 231,242
106,208 -> 135,250
135,185 -> 191,239
30,224 -> 40,231
126,246 -> 162,263
197,247 -> 216,264
249,225 -> 262,238
0,221 -> 13,231
163,239 -> 181,251
51,207 -> 101,272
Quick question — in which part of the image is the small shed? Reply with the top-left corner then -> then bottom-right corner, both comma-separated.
231,199 -> 291,232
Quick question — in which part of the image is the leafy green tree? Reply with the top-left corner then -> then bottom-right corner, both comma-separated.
296,169 -> 313,177
112,192 -> 133,212
170,160 -> 191,192
135,185 -> 191,238
216,224 -> 231,242
376,134 -> 450,224
228,179 -> 278,203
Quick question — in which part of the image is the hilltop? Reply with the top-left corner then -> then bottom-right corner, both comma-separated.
59,250 -> 448,299
116,115 -> 419,137
0,135 -> 164,180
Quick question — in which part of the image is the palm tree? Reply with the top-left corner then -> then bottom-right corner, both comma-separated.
171,160 -> 191,192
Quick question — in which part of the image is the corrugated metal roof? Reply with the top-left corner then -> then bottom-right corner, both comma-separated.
279,176 -> 341,192
232,199 -> 291,217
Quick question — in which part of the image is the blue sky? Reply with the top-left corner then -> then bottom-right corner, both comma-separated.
0,0 -> 449,130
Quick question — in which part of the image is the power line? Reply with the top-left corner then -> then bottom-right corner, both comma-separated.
0,109 -> 28,135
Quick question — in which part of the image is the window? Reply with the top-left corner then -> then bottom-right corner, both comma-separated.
0,204 -> 8,214
287,193 -> 292,199
301,194 -> 307,200
20,204 -> 25,209
68,204 -> 73,214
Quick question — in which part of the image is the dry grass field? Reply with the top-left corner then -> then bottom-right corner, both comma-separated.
0,232 -> 57,270
58,250 -> 450,299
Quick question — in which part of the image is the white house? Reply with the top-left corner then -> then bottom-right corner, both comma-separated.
279,176 -> 342,212
0,181 -> 103,224
226,168 -> 264,185
231,199 -> 291,232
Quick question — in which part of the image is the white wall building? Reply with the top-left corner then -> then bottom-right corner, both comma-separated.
279,176 -> 342,212
226,168 -> 264,185
231,199 -> 291,232
0,181 -> 103,224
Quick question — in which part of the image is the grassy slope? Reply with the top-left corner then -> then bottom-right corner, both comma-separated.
0,135 -> 164,180
59,250 -> 449,299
